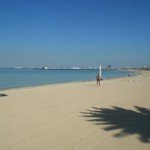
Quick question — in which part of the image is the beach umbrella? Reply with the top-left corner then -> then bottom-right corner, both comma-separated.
99,65 -> 102,78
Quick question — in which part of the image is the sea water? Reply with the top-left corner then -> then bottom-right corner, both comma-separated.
0,68 -> 133,90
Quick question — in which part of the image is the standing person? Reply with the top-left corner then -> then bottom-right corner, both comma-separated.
96,74 -> 101,86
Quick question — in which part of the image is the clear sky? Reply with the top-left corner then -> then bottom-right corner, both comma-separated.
0,0 -> 150,68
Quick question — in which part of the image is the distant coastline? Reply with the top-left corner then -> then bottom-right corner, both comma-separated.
0,64 -> 150,71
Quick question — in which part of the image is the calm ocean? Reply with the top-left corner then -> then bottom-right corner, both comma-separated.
0,68 -> 132,90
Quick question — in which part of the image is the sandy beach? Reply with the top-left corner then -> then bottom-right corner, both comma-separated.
0,71 -> 150,150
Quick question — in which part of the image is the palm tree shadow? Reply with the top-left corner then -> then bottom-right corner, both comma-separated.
81,106 -> 150,143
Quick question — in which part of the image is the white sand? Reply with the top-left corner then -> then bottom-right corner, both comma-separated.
0,72 -> 150,150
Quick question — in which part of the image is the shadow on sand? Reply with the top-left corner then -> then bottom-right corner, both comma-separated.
0,94 -> 8,97
81,106 -> 150,143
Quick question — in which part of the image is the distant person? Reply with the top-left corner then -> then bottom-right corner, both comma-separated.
96,74 -> 102,86
128,73 -> 131,77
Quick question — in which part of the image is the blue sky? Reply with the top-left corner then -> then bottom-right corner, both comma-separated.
0,0 -> 150,68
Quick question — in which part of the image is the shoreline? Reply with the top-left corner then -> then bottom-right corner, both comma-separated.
0,70 -> 139,92
0,76 -> 129,92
